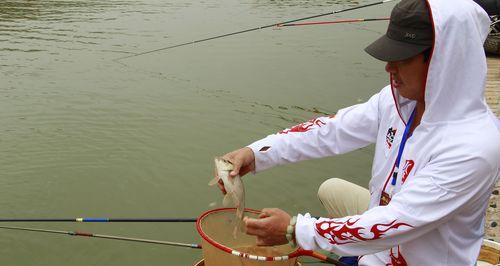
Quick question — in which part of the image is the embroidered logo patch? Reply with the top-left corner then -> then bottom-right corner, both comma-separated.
401,160 -> 415,184
386,127 -> 397,149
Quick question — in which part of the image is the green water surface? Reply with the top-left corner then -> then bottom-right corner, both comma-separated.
0,0 -> 394,265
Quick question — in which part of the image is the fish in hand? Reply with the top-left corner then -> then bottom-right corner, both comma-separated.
209,157 -> 245,238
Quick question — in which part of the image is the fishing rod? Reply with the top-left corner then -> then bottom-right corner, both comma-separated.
279,17 -> 389,27
0,225 -> 201,249
115,0 -> 395,61
0,217 -> 197,222
0,225 -> 344,265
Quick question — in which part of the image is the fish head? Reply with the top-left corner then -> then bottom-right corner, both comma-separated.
209,157 -> 234,186
214,157 -> 234,171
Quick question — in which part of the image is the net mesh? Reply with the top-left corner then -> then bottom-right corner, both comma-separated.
199,209 -> 298,266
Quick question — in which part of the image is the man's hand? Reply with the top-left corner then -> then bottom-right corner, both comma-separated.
217,147 -> 256,194
244,208 -> 291,246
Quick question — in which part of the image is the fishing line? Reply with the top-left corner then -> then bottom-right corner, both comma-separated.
0,225 -> 201,249
114,0 -> 395,61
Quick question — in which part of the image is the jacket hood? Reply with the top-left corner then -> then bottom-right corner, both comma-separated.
392,0 -> 492,124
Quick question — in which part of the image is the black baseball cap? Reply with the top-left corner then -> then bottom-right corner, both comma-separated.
365,0 -> 433,62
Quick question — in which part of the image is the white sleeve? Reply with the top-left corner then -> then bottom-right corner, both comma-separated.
247,92 -> 381,172
295,155 -> 496,256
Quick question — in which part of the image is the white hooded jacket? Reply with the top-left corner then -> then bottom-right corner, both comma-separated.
247,0 -> 500,265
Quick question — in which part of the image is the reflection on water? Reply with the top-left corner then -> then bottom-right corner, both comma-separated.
0,1 -> 127,56
0,0 -> 134,21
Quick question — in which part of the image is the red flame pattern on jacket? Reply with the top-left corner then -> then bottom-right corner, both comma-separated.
279,117 -> 328,134
387,246 -> 408,266
401,160 -> 415,184
315,218 -> 413,245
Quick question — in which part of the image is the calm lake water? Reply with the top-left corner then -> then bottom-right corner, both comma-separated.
0,0 -> 394,265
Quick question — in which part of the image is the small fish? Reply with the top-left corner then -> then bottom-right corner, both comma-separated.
209,157 -> 245,237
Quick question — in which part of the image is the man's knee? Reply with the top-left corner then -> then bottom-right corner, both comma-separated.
318,178 -> 370,217
318,178 -> 349,203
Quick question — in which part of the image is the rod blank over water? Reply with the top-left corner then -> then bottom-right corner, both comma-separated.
115,0 -> 395,61
280,17 -> 390,27
0,225 -> 201,249
0,218 -> 197,222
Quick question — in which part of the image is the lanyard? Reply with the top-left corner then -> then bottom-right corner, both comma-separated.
390,108 -> 417,192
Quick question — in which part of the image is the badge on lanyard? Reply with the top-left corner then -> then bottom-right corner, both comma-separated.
380,191 -> 391,206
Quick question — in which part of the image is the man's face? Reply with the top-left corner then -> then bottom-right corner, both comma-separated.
385,53 -> 429,102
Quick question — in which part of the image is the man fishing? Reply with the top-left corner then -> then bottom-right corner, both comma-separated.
217,0 -> 500,265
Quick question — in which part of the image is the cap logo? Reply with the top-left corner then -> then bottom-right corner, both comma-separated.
404,32 -> 416,39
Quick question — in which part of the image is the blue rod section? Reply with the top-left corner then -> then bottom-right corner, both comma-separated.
80,218 -> 109,222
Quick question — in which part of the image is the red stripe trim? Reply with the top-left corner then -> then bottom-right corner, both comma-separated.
74,231 -> 93,237
381,162 -> 397,193
281,17 -> 389,26
390,75 -> 407,125
285,19 -> 365,26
